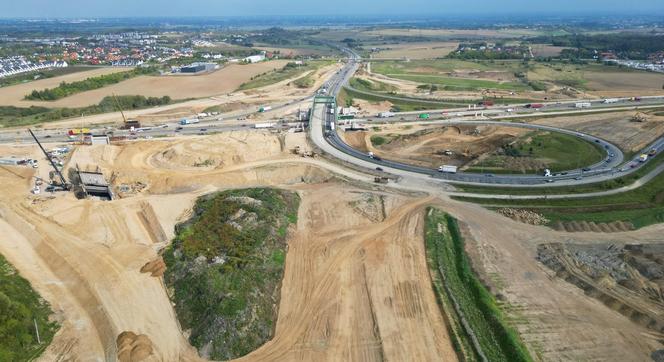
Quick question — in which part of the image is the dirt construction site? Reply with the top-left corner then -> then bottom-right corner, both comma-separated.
0,127 -> 663,361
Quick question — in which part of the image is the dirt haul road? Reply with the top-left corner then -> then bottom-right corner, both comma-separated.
0,130 -> 662,361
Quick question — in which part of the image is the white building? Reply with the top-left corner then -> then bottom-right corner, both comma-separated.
243,53 -> 266,63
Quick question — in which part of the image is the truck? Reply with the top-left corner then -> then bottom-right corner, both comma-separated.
525,104 -> 544,109
254,122 -> 275,129
438,165 -> 458,174
479,100 -> 494,107
418,113 -> 431,119
639,154 -> 649,162
575,102 -> 592,108
179,118 -> 200,125
603,98 -> 619,104
68,128 -> 91,136
258,106 -> 272,113
329,121 -> 335,130
544,169 -> 552,177
378,112 -> 395,118
649,149 -> 658,156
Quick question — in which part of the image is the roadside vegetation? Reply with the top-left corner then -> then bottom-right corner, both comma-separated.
237,60 -> 333,90
0,95 -> 172,128
0,253 -> 58,361
349,77 -> 398,93
425,208 -> 532,362
466,131 -> 605,174
339,87 -> 469,112
163,188 -> 300,360
454,167 -> 664,229
24,66 -> 158,101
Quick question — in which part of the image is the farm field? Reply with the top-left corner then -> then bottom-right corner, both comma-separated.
363,28 -> 546,39
0,67 -> 132,106
0,61 -> 289,108
366,41 -> 459,59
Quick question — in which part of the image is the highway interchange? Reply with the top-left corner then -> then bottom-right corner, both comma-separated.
1,48 -> 664,191
311,49 -> 664,188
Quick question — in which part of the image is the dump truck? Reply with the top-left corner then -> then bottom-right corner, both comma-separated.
437,165 -> 457,173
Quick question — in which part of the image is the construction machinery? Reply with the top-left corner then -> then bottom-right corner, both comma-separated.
27,129 -> 70,190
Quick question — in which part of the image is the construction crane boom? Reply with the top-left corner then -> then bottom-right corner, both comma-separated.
27,129 -> 68,188
112,93 -> 127,123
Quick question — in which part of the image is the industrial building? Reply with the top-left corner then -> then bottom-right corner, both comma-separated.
179,62 -> 218,74
243,53 -> 266,63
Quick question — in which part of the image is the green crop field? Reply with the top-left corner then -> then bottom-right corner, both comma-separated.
466,131 -> 605,174
237,60 -> 333,91
425,209 -> 532,362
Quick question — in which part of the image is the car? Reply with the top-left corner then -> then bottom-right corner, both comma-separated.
575,176 -> 583,180
44,135 -> 51,138
200,128 -> 208,131
175,126 -> 183,130
561,172 -> 568,175
594,139 -> 601,143
375,167 -> 384,171
605,159 -> 611,163
546,179 -> 555,183
582,167 -> 591,172
485,174 -> 495,177
609,153 -> 615,158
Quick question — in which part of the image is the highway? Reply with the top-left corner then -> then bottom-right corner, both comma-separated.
311,49 -> 664,188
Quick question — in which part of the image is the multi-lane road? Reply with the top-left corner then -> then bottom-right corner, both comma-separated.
311,49 -> 664,187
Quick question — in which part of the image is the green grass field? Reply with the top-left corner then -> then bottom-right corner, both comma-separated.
339,86 -> 469,112
425,209 -> 532,362
0,254 -> 58,361
349,77 -> 398,93
0,66 -> 92,88
466,131 -> 605,174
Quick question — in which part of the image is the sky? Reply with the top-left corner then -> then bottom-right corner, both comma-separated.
5,0 -> 664,18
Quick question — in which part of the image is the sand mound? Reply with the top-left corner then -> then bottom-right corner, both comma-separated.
140,257 -> 166,277
117,331 -> 154,362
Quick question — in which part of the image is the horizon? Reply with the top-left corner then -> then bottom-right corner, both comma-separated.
5,0 -> 664,19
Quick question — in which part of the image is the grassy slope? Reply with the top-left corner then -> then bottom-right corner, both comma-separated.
466,131 -> 605,174
0,254 -> 58,361
425,208 -> 532,362
456,152 -> 664,196
454,170 -> 664,229
237,60 -> 333,91
163,188 -> 299,360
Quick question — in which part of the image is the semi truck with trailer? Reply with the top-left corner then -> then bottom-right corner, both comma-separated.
437,165 -> 458,173
378,112 -> 395,118
179,118 -> 200,125
603,98 -> 619,104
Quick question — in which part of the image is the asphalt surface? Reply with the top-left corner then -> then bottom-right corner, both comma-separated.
312,49 -> 664,188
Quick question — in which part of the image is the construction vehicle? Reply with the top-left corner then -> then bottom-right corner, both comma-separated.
639,154 -> 649,162
28,129 -> 70,191
111,93 -> 141,130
